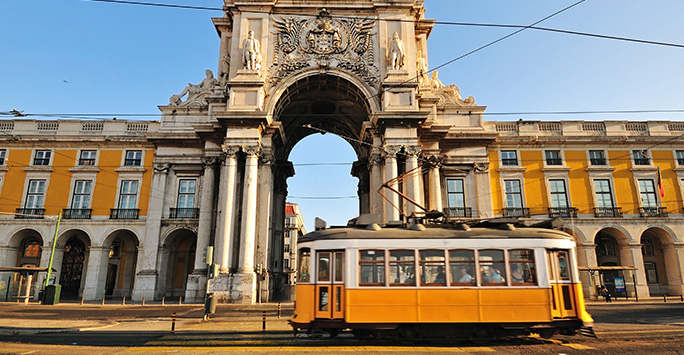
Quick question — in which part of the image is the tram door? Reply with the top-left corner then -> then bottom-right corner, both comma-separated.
314,250 -> 345,319
547,250 -> 578,318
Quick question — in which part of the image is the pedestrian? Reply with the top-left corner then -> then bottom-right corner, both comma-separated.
600,285 -> 612,303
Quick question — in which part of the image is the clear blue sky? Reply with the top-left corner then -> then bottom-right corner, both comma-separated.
2,1 -> 684,231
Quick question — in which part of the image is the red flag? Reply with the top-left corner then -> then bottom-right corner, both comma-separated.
657,166 -> 664,198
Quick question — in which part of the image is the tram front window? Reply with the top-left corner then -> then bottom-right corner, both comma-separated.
298,248 -> 310,282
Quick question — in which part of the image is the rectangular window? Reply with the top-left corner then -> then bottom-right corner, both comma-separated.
589,150 -> 607,165
419,250 -> 446,286
71,180 -> 92,209
638,179 -> 658,208
124,150 -> 142,166
449,250 -> 476,286
549,179 -> 569,208
79,150 -> 97,166
446,179 -> 465,208
632,150 -> 650,166
298,248 -> 311,282
509,249 -> 536,285
504,179 -> 523,208
33,150 -> 51,166
0,149 -> 6,165
501,150 -> 518,166
389,250 -> 415,286
177,179 -> 196,208
317,252 -> 331,282
479,250 -> 506,286
676,150 -> 684,166
25,179 -> 46,208
359,250 -> 385,286
283,258 -> 290,269
118,180 -> 138,209
545,150 -> 562,165
594,179 -> 614,208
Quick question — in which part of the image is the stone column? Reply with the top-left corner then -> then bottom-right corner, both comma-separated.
256,151 -> 274,302
580,244 -> 598,299
405,145 -> 421,216
427,156 -> 443,213
82,246 -> 109,300
383,145 -> 401,222
218,146 -> 239,271
474,163 -> 493,219
194,158 -> 218,272
628,243 -> 650,299
132,164 -> 169,301
672,243 -> 684,296
239,145 -> 260,272
369,152 -> 384,218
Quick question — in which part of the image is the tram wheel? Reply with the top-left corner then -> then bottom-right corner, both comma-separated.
538,329 -> 555,339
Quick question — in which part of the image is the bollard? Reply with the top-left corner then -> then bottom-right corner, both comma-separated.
262,311 -> 266,332
161,296 -> 165,306
681,294 -> 683,302
122,296 -> 126,305
278,303 -> 281,319
171,312 -> 176,334
179,297 -> 182,305
80,296 -> 84,306
102,296 -> 105,305
142,296 -> 146,306
664,295 -> 667,303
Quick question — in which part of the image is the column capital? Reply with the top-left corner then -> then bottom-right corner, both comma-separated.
222,144 -> 241,156
406,145 -> 421,156
154,163 -> 171,173
243,144 -> 261,157
369,152 -> 384,166
383,145 -> 401,157
259,151 -> 275,165
473,162 -> 490,173
202,156 -> 221,167
424,155 -> 444,169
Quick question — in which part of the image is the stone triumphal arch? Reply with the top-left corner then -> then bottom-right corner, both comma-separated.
138,0 -> 491,303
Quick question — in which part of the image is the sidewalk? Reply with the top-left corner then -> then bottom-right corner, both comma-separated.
0,301 -> 292,336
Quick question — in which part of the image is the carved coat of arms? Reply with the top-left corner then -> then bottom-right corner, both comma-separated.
271,9 -> 378,87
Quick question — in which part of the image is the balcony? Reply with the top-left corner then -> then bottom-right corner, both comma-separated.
169,208 -> 199,219
443,207 -> 473,218
502,207 -> 530,218
110,208 -> 140,219
548,207 -> 578,219
62,208 -> 92,219
15,208 -> 45,219
639,207 -> 668,218
594,207 -> 623,218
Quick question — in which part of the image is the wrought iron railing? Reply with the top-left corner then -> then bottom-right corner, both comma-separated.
548,207 -> 578,219
639,207 -> 668,218
110,208 -> 140,219
594,207 -> 623,218
502,207 -> 530,218
169,208 -> 199,219
443,207 -> 473,218
15,208 -> 45,219
62,209 -> 92,219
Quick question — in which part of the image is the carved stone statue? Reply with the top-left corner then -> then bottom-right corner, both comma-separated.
387,32 -> 405,70
169,69 -> 218,106
430,70 -> 445,89
219,54 -> 230,84
416,50 -> 429,86
242,30 -> 262,71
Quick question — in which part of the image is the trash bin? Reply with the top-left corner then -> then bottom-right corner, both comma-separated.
205,293 -> 217,314
43,284 -> 61,305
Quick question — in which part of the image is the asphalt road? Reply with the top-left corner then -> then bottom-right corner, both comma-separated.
0,301 -> 682,354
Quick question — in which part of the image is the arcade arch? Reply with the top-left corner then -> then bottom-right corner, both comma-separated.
640,227 -> 680,296
56,230 -> 91,299
102,230 -> 139,298
161,228 -> 197,299
5,229 -> 43,268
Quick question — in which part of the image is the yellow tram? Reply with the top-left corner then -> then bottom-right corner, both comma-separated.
289,222 -> 594,340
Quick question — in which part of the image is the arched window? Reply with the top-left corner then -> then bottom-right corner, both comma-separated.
596,235 -> 617,257
641,237 -> 655,256
23,239 -> 41,258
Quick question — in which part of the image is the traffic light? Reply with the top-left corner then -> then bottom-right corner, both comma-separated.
203,246 -> 213,265
255,264 -> 262,275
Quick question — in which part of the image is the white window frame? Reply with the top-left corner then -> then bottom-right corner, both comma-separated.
0,149 -> 6,165
446,178 -> 466,209
33,150 -> 52,166
675,150 -> 684,166
501,150 -> 519,166
123,150 -> 143,167
632,149 -> 651,167
544,150 -> 563,166
70,180 -> 93,209
503,179 -> 524,208
637,179 -> 658,208
593,178 -> 616,210
78,150 -> 98,166
24,179 -> 47,209
588,150 -> 607,166
548,178 -> 571,209
116,179 -> 140,209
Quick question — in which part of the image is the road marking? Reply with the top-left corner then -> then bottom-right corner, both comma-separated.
596,329 -> 684,335
125,346 -> 495,352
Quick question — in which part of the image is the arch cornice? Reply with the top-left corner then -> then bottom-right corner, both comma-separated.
264,67 -> 381,117
160,225 -> 199,247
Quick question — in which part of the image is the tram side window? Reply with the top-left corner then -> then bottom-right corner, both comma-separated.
318,252 -> 331,282
449,250 -> 476,285
389,250 -> 416,286
509,249 -> 536,285
420,250 -> 446,286
480,250 -> 506,285
359,250 -> 385,286
298,248 -> 311,282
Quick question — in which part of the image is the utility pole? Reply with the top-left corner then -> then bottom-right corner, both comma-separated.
44,210 -> 62,289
